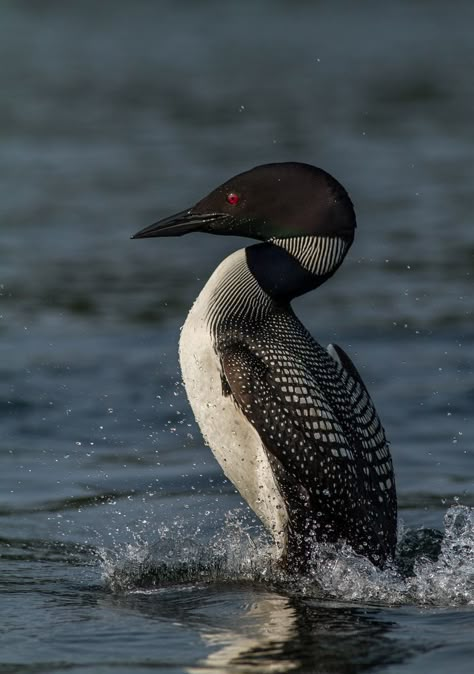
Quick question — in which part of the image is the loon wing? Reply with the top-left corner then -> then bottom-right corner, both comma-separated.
327,343 -> 373,395
220,342 -> 396,567
325,342 -> 394,480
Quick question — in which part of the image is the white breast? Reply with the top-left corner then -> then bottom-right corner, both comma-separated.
178,250 -> 288,553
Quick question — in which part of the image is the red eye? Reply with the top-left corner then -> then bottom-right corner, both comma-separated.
226,192 -> 239,205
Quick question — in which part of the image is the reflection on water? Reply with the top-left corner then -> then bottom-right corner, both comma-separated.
192,595 -> 300,673
106,588 -> 410,674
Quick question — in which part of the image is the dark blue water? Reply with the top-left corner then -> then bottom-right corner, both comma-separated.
1,1 -> 473,672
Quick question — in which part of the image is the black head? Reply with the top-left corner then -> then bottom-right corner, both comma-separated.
132,162 -> 356,243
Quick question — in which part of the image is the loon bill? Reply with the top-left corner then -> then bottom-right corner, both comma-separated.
132,162 -> 397,569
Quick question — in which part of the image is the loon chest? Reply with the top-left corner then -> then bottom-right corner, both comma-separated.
178,265 -> 288,549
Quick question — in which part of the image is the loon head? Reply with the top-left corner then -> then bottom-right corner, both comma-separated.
132,162 -> 356,244
133,162 -> 356,300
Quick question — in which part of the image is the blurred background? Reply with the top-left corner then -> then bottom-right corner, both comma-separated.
0,1 -> 473,671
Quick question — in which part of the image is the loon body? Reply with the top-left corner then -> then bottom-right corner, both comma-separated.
133,162 -> 397,568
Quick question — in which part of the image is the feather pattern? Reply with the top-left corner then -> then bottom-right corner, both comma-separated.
271,235 -> 348,276
219,315 -> 397,566
180,235 -> 397,568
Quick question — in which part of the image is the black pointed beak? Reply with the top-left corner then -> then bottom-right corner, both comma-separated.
131,209 -> 232,239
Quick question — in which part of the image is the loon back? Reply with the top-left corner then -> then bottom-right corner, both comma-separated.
133,162 -> 397,569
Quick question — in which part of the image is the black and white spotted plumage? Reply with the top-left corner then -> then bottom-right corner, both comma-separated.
219,311 -> 396,567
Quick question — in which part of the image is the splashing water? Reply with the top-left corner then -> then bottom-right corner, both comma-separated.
98,506 -> 474,606
98,512 -> 279,592
407,506 -> 474,605
306,506 -> 473,606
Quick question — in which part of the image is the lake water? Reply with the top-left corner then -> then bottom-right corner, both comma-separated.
1,1 -> 473,672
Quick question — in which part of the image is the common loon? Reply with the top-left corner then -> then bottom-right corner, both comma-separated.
133,162 -> 397,569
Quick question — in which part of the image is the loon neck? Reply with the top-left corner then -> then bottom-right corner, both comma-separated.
203,235 -> 350,331
247,235 -> 349,303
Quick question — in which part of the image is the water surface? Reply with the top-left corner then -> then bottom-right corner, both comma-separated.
1,1 -> 473,672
